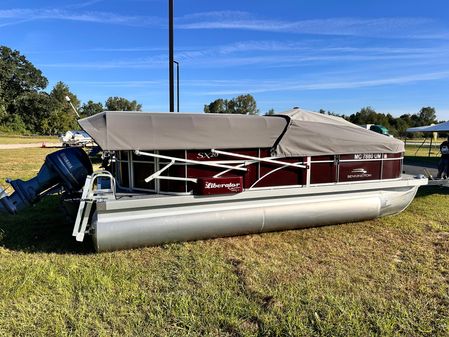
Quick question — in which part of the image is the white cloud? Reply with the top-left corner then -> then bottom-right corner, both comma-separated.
69,80 -> 164,87
37,40 -> 449,70
187,72 -> 449,96
178,12 -> 449,39
0,8 -> 162,26
39,56 -> 165,68
1,7 -> 447,40
66,0 -> 104,9
67,72 -> 449,95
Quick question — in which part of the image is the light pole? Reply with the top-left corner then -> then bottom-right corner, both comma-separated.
173,60 -> 179,112
169,0 -> 174,112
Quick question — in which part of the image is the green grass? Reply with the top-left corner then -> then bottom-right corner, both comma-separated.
0,135 -> 58,144
404,143 -> 442,169
0,148 -> 448,336
405,144 -> 439,158
0,148 -> 57,183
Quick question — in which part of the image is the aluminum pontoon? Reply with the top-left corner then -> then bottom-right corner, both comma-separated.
0,109 -> 427,251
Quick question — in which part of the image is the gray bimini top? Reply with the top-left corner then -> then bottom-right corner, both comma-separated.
273,109 -> 404,156
78,109 -> 404,156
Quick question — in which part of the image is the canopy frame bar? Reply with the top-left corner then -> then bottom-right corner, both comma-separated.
211,149 -> 308,169
135,150 -> 248,172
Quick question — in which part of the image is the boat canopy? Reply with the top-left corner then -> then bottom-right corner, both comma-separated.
273,109 -> 404,156
78,111 -> 287,150
79,109 -> 404,155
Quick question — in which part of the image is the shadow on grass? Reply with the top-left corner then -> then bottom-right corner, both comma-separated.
0,196 -> 95,254
404,155 -> 439,166
415,185 -> 449,198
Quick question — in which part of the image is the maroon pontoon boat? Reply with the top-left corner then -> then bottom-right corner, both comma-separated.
75,108 -> 426,251
0,108 -> 427,251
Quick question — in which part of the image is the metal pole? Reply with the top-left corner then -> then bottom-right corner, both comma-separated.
65,95 -> 80,118
169,0 -> 174,112
173,60 -> 179,112
429,136 -> 433,157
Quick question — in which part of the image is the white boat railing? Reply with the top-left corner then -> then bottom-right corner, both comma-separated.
211,149 -> 308,169
135,150 -> 248,172
117,149 -> 403,194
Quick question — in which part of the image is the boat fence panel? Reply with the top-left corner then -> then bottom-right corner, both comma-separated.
111,148 -> 404,195
136,150 -> 248,172
211,149 -> 307,169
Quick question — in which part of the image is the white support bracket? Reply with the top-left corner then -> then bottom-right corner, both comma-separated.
306,156 -> 311,187
145,160 -> 175,183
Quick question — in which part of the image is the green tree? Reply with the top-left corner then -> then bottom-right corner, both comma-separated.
229,94 -> 258,115
12,92 -> 54,134
0,46 -> 89,134
204,99 -> 227,114
392,117 -> 410,137
0,45 -> 49,132
2,114 -> 27,134
265,108 -> 275,116
50,82 -> 80,109
48,82 -> 80,132
0,99 -> 6,121
204,94 -> 258,115
350,106 -> 378,125
417,106 -> 437,126
80,100 -> 104,116
0,46 -> 48,105
105,97 -> 142,111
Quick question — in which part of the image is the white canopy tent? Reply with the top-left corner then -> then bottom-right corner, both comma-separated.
406,122 -> 449,157
406,121 -> 449,133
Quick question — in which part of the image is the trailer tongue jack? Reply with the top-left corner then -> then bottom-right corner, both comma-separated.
0,147 -> 92,215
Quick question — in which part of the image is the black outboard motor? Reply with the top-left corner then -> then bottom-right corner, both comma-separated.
0,147 -> 93,215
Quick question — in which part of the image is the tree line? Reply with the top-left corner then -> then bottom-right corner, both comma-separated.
204,97 -> 439,138
0,46 -> 142,135
321,106 -> 439,138
0,45 -> 441,137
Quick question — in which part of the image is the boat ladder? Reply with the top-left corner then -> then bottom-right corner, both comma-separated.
72,170 -> 116,242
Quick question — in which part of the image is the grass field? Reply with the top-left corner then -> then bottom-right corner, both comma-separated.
0,135 -> 58,145
0,148 -> 448,336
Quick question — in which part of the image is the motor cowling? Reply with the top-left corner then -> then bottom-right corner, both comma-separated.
0,147 -> 93,215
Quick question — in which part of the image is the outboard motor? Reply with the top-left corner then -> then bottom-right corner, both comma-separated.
0,147 -> 93,215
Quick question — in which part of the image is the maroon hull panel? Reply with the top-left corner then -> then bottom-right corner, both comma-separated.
257,158 -> 305,187
339,161 -> 381,182
116,149 -> 403,194
310,156 -> 336,184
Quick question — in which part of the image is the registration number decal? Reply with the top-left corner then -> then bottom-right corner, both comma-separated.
353,153 -> 382,160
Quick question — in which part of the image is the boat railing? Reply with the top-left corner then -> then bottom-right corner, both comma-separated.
211,149 -> 308,169
116,149 -> 403,195
135,150 -> 248,172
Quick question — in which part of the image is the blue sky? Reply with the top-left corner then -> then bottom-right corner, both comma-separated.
1,0 -> 449,119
